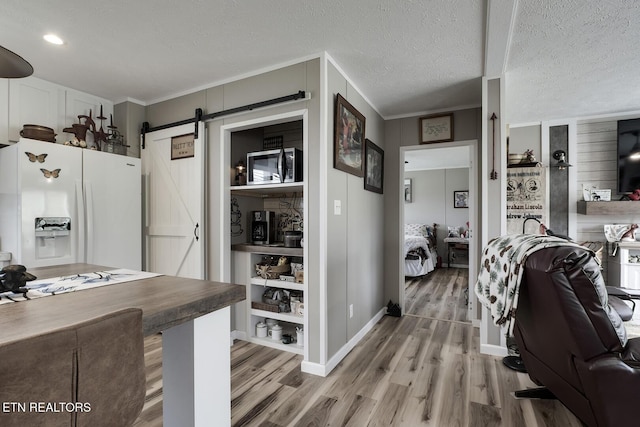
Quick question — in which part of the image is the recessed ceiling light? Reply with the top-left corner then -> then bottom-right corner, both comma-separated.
43,34 -> 64,45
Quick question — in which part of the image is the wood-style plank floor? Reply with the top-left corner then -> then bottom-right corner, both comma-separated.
404,267 -> 469,321
134,267 -> 583,427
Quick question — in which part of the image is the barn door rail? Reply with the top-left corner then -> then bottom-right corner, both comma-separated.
141,90 -> 307,149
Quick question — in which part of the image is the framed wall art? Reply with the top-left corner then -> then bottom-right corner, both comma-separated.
334,93 -> 366,177
420,113 -> 454,144
364,139 -> 384,194
454,190 -> 468,208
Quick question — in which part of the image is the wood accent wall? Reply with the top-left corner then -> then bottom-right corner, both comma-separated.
576,118 -> 640,280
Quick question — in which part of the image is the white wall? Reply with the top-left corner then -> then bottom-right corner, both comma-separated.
404,168 -> 469,257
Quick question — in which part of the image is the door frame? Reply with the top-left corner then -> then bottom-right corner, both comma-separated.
399,139 -> 478,324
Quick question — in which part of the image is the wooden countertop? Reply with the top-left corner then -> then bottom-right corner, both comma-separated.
0,263 -> 245,345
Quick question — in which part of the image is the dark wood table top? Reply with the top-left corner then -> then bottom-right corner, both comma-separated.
0,263 -> 245,345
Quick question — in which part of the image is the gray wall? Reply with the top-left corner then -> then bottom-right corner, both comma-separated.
142,58 -> 386,366
114,101 -> 145,159
144,60 -> 325,364
326,62 -> 386,357
384,108 -> 481,307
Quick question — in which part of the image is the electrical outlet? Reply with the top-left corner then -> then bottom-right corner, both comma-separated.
349,304 -> 354,318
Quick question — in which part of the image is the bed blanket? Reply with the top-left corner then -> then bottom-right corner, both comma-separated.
475,234 -> 586,335
404,235 -> 430,260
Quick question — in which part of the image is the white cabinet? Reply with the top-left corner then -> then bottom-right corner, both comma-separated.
64,89 -> 113,146
8,76 -> 65,142
6,76 -> 113,145
609,242 -> 640,289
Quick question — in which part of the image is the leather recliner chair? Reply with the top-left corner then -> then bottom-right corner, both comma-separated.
514,245 -> 640,427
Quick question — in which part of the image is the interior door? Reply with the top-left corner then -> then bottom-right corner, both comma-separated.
142,123 -> 205,279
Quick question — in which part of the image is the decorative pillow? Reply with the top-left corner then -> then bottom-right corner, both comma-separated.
405,224 -> 429,237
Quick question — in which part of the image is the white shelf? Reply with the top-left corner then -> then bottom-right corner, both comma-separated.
232,244 -> 303,257
250,276 -> 304,291
249,335 -> 303,354
251,308 -> 304,324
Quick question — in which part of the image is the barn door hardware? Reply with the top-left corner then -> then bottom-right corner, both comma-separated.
141,91 -> 307,149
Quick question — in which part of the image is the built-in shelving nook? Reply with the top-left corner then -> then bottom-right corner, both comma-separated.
220,109 -> 309,361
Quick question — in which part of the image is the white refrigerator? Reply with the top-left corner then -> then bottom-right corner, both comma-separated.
0,138 -> 141,270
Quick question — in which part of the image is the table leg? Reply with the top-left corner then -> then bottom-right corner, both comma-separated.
162,306 -> 231,426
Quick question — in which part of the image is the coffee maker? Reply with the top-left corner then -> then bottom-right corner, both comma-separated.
250,211 -> 276,245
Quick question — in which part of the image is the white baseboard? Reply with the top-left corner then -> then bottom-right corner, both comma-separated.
301,307 -> 386,377
231,329 -> 246,344
480,343 -> 508,357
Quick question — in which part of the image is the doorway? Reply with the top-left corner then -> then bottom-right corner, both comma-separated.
399,141 -> 477,323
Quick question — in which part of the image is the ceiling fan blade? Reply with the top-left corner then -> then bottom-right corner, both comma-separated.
0,45 -> 33,78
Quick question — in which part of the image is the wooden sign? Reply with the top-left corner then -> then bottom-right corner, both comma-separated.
171,133 -> 195,160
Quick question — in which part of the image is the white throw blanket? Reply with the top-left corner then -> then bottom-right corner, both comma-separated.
475,234 -> 587,336
404,235 -> 430,259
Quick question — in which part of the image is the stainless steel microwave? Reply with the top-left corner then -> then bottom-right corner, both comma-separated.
247,148 -> 302,185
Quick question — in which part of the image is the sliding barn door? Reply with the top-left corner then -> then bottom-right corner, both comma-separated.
141,123 -> 205,279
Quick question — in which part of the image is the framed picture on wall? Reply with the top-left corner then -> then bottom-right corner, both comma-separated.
454,190 -> 468,208
334,93 -> 366,177
364,139 -> 384,194
419,113 -> 454,144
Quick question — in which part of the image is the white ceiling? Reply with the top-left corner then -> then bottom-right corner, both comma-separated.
1,1 -> 639,123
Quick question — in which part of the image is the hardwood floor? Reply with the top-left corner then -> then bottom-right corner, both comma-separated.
404,267 -> 469,322
134,268 -> 583,426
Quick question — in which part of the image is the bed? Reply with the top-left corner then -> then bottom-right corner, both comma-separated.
404,223 -> 438,277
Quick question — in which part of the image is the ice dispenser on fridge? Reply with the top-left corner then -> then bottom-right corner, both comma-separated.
34,217 -> 71,261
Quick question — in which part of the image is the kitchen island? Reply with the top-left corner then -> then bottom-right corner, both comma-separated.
0,263 -> 245,427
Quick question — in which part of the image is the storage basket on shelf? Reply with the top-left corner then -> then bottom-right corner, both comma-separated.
255,256 -> 290,279
257,287 -> 291,313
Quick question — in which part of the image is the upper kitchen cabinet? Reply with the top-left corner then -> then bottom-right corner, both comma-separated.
8,76 -> 65,142
65,89 -> 113,146
6,76 -> 113,144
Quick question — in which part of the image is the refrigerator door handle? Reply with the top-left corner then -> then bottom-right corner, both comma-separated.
194,223 -> 199,241
85,180 -> 94,264
76,180 -> 86,263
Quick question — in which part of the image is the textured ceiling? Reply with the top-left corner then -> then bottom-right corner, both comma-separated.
506,0 -> 640,123
0,1 -> 638,123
